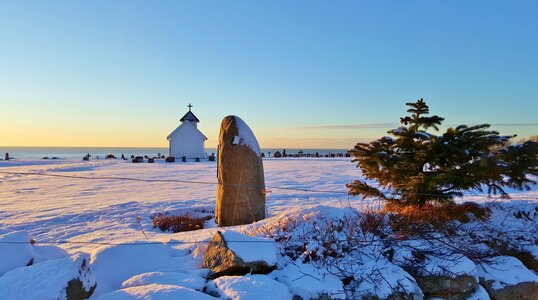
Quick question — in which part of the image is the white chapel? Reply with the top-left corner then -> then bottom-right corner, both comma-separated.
167,104 -> 207,159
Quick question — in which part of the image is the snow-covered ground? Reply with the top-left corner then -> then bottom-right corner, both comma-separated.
0,158 -> 537,299
0,158 -> 364,253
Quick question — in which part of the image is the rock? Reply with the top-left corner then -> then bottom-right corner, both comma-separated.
0,253 -> 96,300
482,281 -> 538,300
132,156 -> 143,163
414,275 -> 477,299
478,256 -> 538,300
165,156 -> 175,163
216,115 -> 265,226
202,231 -> 276,278
0,231 -> 35,275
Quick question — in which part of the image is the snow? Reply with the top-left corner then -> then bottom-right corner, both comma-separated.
233,116 -> 261,156
206,274 -> 293,300
0,231 -> 35,275
90,242 -> 198,296
221,230 -> 277,265
0,253 -> 94,300
96,284 -> 216,300
420,254 -> 478,279
466,285 -> 490,300
121,270 -> 207,291
478,256 -> 538,290
272,262 -> 346,299
350,258 -> 423,299
0,158 -> 537,299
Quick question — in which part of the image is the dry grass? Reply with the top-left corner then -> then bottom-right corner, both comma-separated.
152,214 -> 211,233
385,201 -> 490,237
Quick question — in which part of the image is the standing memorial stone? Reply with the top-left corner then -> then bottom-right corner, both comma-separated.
216,116 -> 265,226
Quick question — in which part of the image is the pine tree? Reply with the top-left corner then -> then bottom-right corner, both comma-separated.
347,99 -> 538,206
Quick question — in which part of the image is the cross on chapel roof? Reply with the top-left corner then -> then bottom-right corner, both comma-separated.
180,104 -> 200,123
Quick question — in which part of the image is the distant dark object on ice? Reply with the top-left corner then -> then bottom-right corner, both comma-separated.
165,156 -> 175,163
82,154 -> 90,161
148,158 -> 155,163
43,157 -> 49,160
105,154 -> 116,159
208,153 -> 216,161
132,156 -> 144,163
273,151 -> 282,158
181,156 -> 187,162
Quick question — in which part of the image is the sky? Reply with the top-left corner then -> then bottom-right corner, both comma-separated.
1,1 -> 537,149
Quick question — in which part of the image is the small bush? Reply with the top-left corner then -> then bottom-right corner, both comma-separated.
152,214 -> 210,233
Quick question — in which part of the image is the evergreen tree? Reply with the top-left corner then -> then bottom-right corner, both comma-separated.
347,99 -> 538,206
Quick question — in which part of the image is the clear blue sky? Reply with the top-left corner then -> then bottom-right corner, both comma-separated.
1,1 -> 537,148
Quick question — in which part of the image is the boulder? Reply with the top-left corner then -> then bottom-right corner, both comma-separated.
0,231 -> 35,275
216,115 -> 265,226
407,254 -> 478,299
0,253 -> 96,300
202,231 -> 276,278
414,275 -> 477,299
478,256 -> 538,300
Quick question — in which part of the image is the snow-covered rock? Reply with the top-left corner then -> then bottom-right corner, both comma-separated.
121,270 -> 207,291
90,242 -> 197,296
96,284 -> 216,300
272,261 -> 346,300
478,256 -> 538,299
203,231 -> 276,277
33,244 -> 70,263
206,274 -> 293,300
0,231 -> 35,275
0,253 -> 96,300
348,258 -> 423,300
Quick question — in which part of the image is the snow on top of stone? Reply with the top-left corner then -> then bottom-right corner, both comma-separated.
232,116 -> 261,156
0,231 -> 35,276
478,256 -> 538,290
352,258 -> 422,299
0,253 -> 94,300
221,231 -> 276,265
120,270 -> 207,291
96,284 -> 215,300
273,261 -> 346,300
90,242 -> 198,296
420,253 -> 478,279
206,274 -> 293,300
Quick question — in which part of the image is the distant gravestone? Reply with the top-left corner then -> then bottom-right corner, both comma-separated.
216,116 -> 266,226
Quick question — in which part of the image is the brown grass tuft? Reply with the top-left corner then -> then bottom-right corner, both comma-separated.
385,201 -> 490,237
152,214 -> 211,233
